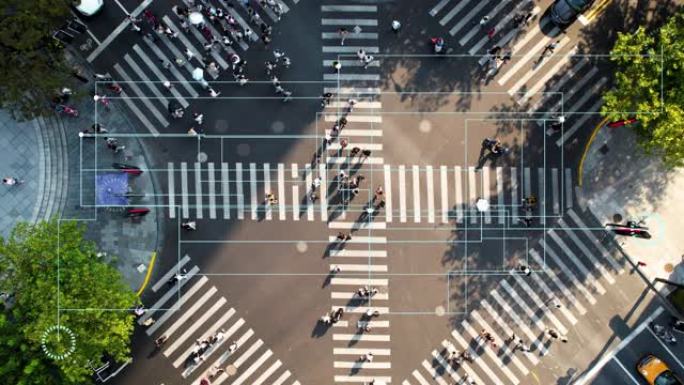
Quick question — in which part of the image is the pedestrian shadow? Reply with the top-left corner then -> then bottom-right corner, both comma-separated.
321,270 -> 337,288
322,242 -> 341,259
311,322 -> 330,338
146,345 -> 163,359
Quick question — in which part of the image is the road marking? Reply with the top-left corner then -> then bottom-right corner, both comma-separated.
430,351 -> 464,383
329,221 -> 386,230
458,0 -> 512,46
233,350 -> 273,385
429,0 -> 451,16
319,163 -> 328,221
249,163 -> 258,220
567,209 -> 624,273
331,278 -> 388,286
507,36 -> 571,94
86,0 -> 153,62
440,166 -> 448,223
530,250 -> 589,314
559,218 -> 616,284
538,167 -> 546,226
335,361 -> 391,369
194,163 -> 203,219
511,167 -> 518,222
162,286 -> 221,342
469,1 -> 532,56
426,165 -> 435,223
384,165 -> 393,222
557,98 -> 605,147
167,163 -> 176,219
253,360 -> 282,385
552,168 -> 560,214
482,167 -> 491,224
549,230 -> 607,294
451,330 -> 505,385
278,163 -> 286,220
333,263 -> 387,272
480,299 -> 539,365
441,340 -> 485,384
499,280 -> 548,332
525,259 -> 582,321
272,371 -> 291,385
413,165 -> 421,223
140,267 -> 199,327
461,320 -> 520,384
221,162 -> 230,219
322,18 -> 378,26
235,163 -> 244,219
146,275 -> 208,335
449,0 -> 491,36
508,275 -> 568,334
439,0 -> 470,26
291,164 -> 299,221
207,163 -> 216,219
540,240 -> 598,305
455,166 -> 463,221
264,163 -> 272,220
180,162 -> 189,218
471,310 -> 529,375
328,249 -> 387,258
488,293 -> 549,356
334,347 -> 391,355
141,37 -> 198,97
399,165 -> 407,222
151,254 -> 190,293
162,294 -> 225,356
123,53 -> 168,107
110,78 -> 161,135
519,46 -> 580,104
533,62 -> 594,116
321,5 -> 377,11
327,235 -> 386,243
571,307 -> 664,385
333,333 -> 390,342
468,167 -> 477,224
132,45 -> 189,107
565,168 -> 573,209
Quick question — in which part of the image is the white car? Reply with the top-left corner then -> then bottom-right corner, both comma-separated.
73,0 -> 104,17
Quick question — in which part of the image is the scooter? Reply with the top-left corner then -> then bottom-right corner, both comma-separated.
112,163 -> 142,176
55,104 -> 79,117
604,222 -> 651,239
671,317 -> 684,335
430,37 -> 445,54
124,207 -> 150,218
651,322 -> 677,344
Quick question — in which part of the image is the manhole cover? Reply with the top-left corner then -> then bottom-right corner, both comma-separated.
226,365 -> 237,376
664,263 -> 674,273
237,143 -> 250,157
296,241 -> 308,253
197,152 -> 208,163
613,213 -> 623,223
271,120 -> 285,133
419,119 -> 432,133
435,305 -> 446,316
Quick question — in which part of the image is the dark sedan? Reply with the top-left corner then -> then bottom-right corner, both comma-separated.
550,0 -> 594,25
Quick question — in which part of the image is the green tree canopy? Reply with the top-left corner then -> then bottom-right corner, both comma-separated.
601,10 -> 684,167
0,0 -> 74,119
0,220 -> 137,385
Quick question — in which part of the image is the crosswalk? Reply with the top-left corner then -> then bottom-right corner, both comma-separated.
429,0 -> 608,147
165,161 -> 574,226
140,255 -> 301,385
104,0 -> 300,136
320,4 -> 392,383
401,207 -> 626,385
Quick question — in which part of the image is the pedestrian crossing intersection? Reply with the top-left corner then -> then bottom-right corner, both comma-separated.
401,208 -> 627,385
164,161 -> 574,227
140,255 -> 301,385
105,0 -> 300,136
429,0 -> 609,147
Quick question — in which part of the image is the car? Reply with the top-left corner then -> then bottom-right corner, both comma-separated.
549,0 -> 594,25
73,0 -> 104,17
637,354 -> 684,385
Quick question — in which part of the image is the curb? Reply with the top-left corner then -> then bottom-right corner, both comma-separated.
577,116 -> 609,188
136,251 -> 158,297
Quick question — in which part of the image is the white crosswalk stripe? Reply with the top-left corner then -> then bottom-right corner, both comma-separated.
144,256 -> 301,384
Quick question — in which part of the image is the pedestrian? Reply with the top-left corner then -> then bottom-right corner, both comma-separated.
208,365 -> 225,379
336,232 -> 351,242
542,40 -> 560,56
361,149 -> 372,159
519,264 -> 531,276
332,60 -> 341,73
162,80 -> 173,91
391,19 -> 401,33
519,217 -> 532,227
273,49 -> 285,62
2,177 -> 23,186
479,15 -> 490,28
487,27 -> 496,39
374,186 -> 384,200
338,27 -> 348,45
282,56 -> 291,68
92,123 -> 107,133
312,176 -> 322,190
356,49 -> 366,62
331,265 -> 341,274
188,127 -> 198,136
160,59 -> 172,70
185,47 -> 194,61
193,112 -> 204,125
154,335 -> 168,348
243,27 -> 253,40
339,117 -> 348,129
505,333 -> 516,344
362,54 -> 374,69
93,94 -> 110,109
560,335 -> 569,343
209,88 -> 221,97
360,352 -> 374,362
339,138 -> 349,152
181,221 -> 197,230
546,328 -> 559,339
237,74 -> 248,86
228,341 -> 238,352
347,98 -> 357,113
350,147 -> 361,157
321,92 -> 333,107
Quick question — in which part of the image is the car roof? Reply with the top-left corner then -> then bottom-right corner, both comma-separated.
639,355 -> 670,383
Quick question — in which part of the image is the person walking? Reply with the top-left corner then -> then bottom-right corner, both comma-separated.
479,15 -> 490,28
362,54 -> 374,69
181,221 -> 197,231
541,40 -> 560,57
193,112 -> 204,125
391,20 -> 401,33
338,27 -> 348,45
2,177 -> 24,186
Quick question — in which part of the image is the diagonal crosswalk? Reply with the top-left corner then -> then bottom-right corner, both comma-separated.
98,0 -> 299,136
402,207 -> 628,385
140,256 -> 301,385
429,0 -> 608,147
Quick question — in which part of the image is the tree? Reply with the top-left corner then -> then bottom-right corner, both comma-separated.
0,220 -> 137,385
601,11 -> 684,168
0,0 -> 74,120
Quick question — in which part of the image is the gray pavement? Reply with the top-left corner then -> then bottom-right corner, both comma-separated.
0,111 -> 43,237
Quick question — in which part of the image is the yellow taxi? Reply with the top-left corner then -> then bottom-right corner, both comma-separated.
637,354 -> 684,385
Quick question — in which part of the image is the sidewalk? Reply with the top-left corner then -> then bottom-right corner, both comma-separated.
579,122 -> 684,289
0,50 -> 162,293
